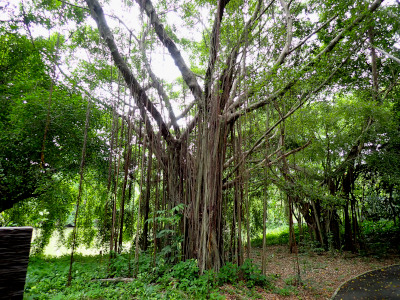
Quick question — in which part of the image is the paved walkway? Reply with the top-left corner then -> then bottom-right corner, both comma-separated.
332,264 -> 400,299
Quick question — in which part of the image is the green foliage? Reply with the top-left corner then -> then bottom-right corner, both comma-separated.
109,254 -> 130,277
24,253 -> 276,299
3,0 -> 400,286
274,286 -> 296,296
25,254 -> 216,299
148,203 -> 185,262
218,261 -> 239,284
0,31 -> 108,254
0,31 -> 107,210
252,226 -> 300,247
170,259 -> 199,282
218,259 -> 273,290
24,255 -> 108,300
359,220 -> 400,256
158,259 -> 220,297
298,238 -> 326,256
25,254 -> 174,299
239,259 -> 273,288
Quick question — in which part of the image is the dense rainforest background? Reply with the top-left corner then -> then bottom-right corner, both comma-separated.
1,0 -> 400,298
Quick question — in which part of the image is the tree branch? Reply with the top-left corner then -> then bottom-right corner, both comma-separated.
368,42 -> 400,65
288,14 -> 338,54
229,0 -> 384,120
85,0 -> 175,145
224,51 -> 351,181
176,100 -> 196,120
136,0 -> 203,103
274,0 -> 293,66
138,27 -> 181,135
255,139 -> 313,168
204,0 -> 231,107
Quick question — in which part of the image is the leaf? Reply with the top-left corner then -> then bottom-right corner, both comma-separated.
156,229 -> 175,238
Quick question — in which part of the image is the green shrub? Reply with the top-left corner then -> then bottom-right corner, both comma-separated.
239,259 -> 272,288
359,219 -> 400,255
109,253 -> 129,277
218,261 -> 239,284
171,259 -> 199,282
218,259 -> 273,289
25,254 -> 274,299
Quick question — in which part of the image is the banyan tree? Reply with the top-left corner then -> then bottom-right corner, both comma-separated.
81,0 -> 388,273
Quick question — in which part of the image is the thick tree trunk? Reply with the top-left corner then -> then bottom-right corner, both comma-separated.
196,120 -> 227,272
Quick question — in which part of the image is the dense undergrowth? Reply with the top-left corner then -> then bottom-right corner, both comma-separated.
24,254 -> 275,299
359,220 -> 400,256
252,221 -> 400,256
24,221 -> 399,299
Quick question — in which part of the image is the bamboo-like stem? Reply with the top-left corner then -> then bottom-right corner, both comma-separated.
142,145 -> 153,251
128,115 -> 139,274
153,167 -> 160,267
261,178 -> 268,274
134,135 -> 147,276
235,122 -> 243,266
118,111 -> 133,253
67,97 -> 91,286
110,74 -> 123,257
114,101 -> 125,253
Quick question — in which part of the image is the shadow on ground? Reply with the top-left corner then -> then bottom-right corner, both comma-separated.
332,264 -> 400,300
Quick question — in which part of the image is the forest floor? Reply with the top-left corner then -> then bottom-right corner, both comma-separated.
220,245 -> 400,300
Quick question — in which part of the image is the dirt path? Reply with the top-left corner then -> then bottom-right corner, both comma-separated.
220,245 -> 400,299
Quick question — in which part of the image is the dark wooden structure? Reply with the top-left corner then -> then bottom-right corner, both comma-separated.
0,227 -> 33,300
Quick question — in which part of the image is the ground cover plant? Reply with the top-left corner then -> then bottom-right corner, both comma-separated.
23,224 -> 400,299
24,254 -> 274,299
